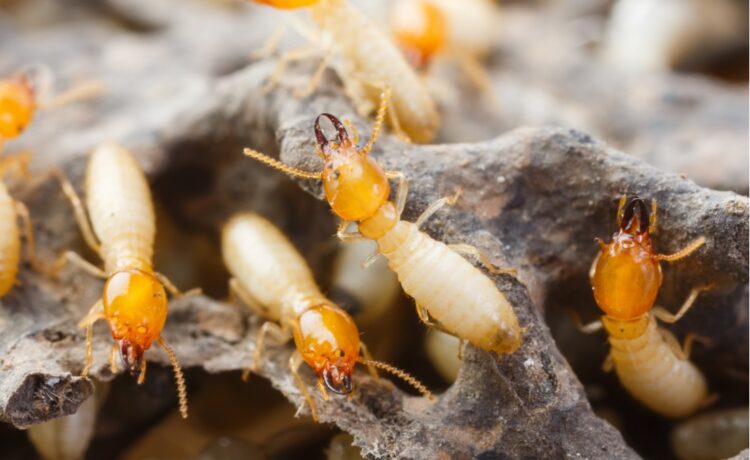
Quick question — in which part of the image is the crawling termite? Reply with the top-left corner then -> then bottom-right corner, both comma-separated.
53,143 -> 191,419
250,0 -> 440,143
244,88 -> 522,356
390,0 -> 498,93
575,195 -> 711,418
222,212 -> 432,420
0,155 -> 43,297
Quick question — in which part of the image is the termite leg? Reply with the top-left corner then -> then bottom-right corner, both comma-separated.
661,329 -> 710,361
336,220 -> 364,242
153,272 -> 201,299
356,78 -> 410,143
359,341 -> 379,380
52,170 -> 101,254
416,304 -> 451,335
245,321 -> 288,381
602,353 -> 614,373
452,51 -> 496,105
656,237 -> 706,262
447,243 -> 517,276
39,80 -> 103,111
652,286 -> 709,324
385,170 -> 408,218
261,46 -> 321,95
13,201 -> 44,273
79,300 -> 104,377
294,48 -> 333,98
568,309 -> 604,334
289,352 -> 318,421
56,251 -> 107,279
109,343 -> 119,374
229,277 -> 270,319
250,23 -> 287,60
415,189 -> 461,229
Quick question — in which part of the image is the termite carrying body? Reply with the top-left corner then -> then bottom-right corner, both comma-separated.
244,88 -> 522,356
54,143 -> 191,418
578,195 -> 711,418
222,212 -> 431,420
251,0 -> 440,143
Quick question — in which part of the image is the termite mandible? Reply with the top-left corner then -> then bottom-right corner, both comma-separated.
250,0 -> 440,143
575,195 -> 712,418
222,212 -> 432,420
53,143 -> 193,419
243,88 -> 523,356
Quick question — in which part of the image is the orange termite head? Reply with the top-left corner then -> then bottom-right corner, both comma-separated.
391,0 -> 447,69
590,196 -> 662,321
314,113 -> 391,223
0,72 -> 37,139
293,303 -> 360,395
103,269 -> 168,376
252,0 -> 318,9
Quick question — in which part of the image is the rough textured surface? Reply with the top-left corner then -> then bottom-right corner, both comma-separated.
0,0 -> 747,459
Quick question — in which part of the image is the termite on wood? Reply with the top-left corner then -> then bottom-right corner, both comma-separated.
575,195 -> 712,418
53,143 -> 193,419
244,88 -> 522,356
222,212 -> 432,420
249,0 -> 440,143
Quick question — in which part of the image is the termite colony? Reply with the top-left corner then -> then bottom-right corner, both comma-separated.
1,1 -> 746,459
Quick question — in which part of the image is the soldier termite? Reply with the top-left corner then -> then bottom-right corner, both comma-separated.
53,143 -> 192,419
575,195 -> 712,418
243,88 -> 522,356
222,212 -> 432,420
249,0 -> 440,143
390,0 -> 498,95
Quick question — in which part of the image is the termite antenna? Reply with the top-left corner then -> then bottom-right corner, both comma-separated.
243,148 -> 322,179
157,336 -> 189,419
359,359 -> 433,400
361,86 -> 390,156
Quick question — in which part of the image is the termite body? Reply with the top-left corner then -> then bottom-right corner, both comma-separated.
580,196 -> 710,418
252,0 -> 440,143
244,89 -> 522,356
222,212 -> 431,419
55,143 -> 190,418
670,407 -> 749,460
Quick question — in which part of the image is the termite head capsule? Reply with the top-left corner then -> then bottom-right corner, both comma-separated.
293,303 -> 360,395
253,0 -> 318,9
315,113 -> 391,222
103,269 -> 168,373
0,74 -> 36,139
591,196 -> 662,321
391,0 -> 447,69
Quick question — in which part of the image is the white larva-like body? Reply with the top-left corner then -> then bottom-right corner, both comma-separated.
311,0 -> 440,143
670,407 -> 749,460
425,0 -> 498,56
85,143 -> 155,273
608,314 -> 708,418
0,181 -> 19,296
377,220 -> 521,354
222,213 -> 326,322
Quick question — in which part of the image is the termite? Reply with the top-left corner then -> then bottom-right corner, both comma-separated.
0,154 -> 43,297
249,0 -> 440,143
670,407 -> 749,460
53,143 -> 191,419
390,0 -> 498,94
575,195 -> 711,418
243,88 -> 522,356
222,212 -> 432,420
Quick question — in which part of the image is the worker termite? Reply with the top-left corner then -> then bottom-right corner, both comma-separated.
243,88 -> 522,356
390,0 -> 498,94
53,143 -> 192,419
670,407 -> 749,460
0,155 -> 43,297
249,0 -> 440,143
222,212 -> 432,420
575,195 -> 711,418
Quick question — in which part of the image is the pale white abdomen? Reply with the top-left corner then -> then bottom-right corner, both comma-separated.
377,221 -> 521,354
0,182 -> 19,296
609,314 -> 708,418
222,213 -> 326,322
313,0 -> 440,143
85,144 -> 155,273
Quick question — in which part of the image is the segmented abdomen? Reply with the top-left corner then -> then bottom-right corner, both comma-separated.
85,144 -> 155,274
222,213 -> 327,322
377,221 -> 521,354
609,315 -> 708,418
0,182 -> 19,296
314,0 -> 440,143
